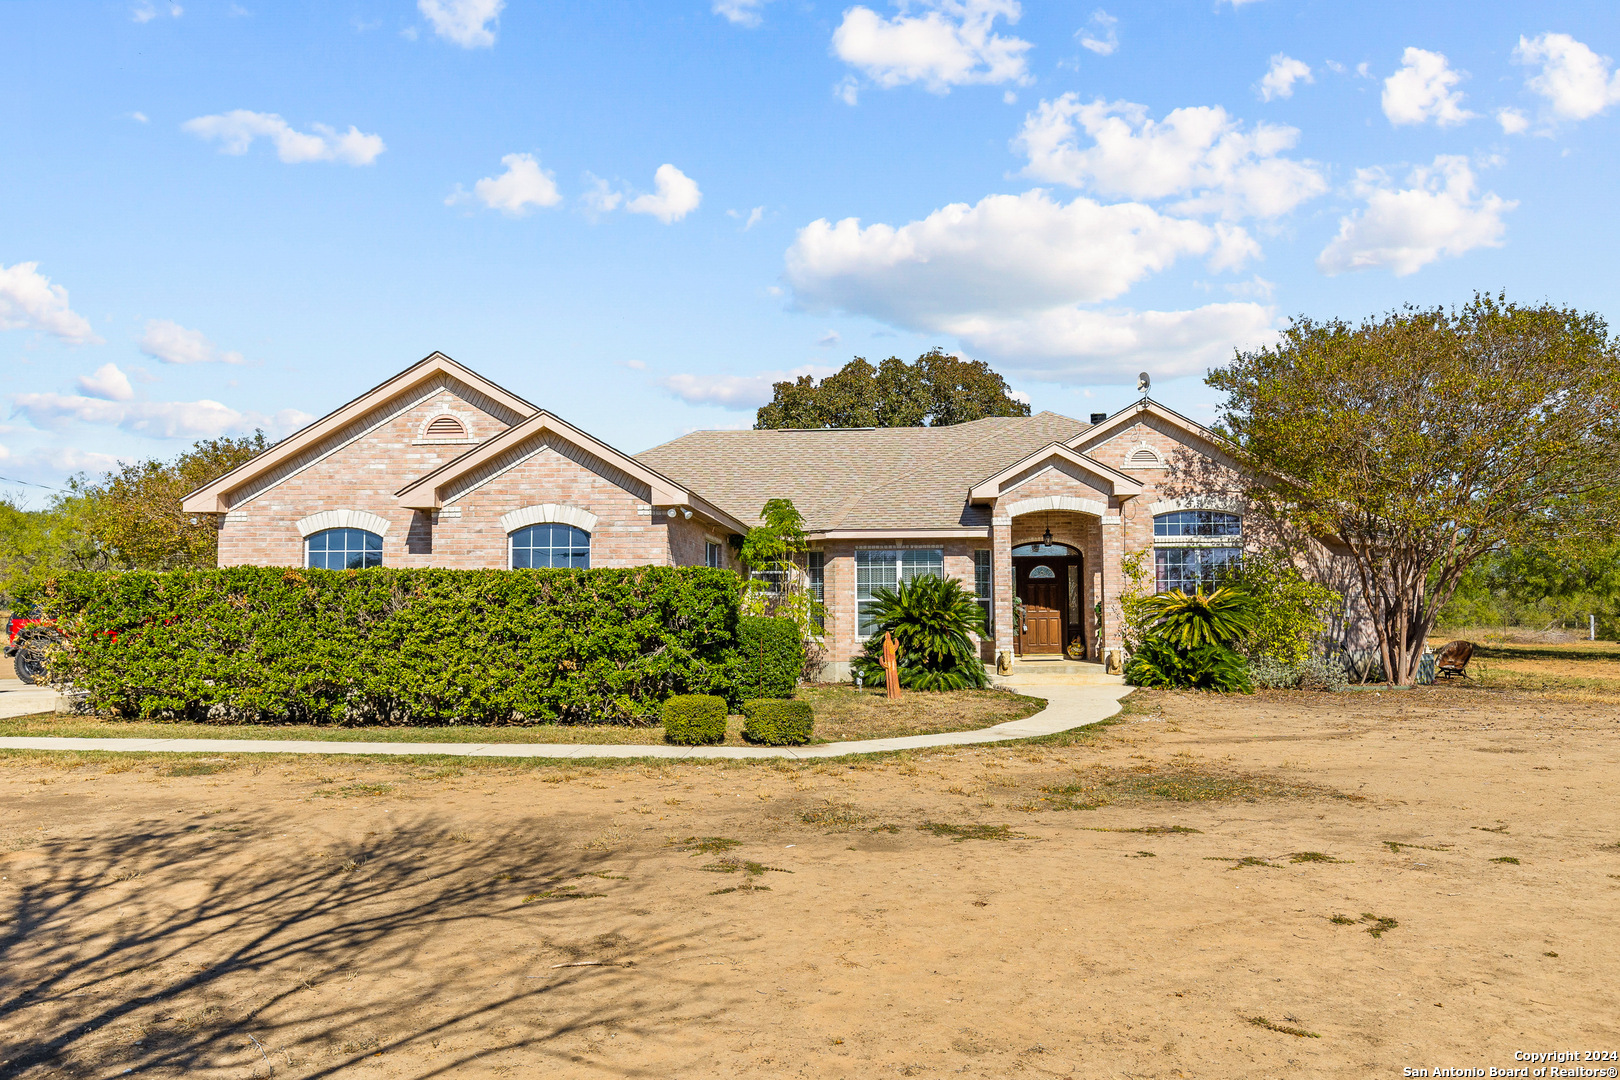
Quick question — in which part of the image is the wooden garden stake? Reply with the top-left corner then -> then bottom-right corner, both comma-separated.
882,630 -> 901,700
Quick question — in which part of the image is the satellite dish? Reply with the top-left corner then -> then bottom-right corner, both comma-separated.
1137,372 -> 1151,395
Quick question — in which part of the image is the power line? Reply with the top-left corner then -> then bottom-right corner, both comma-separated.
0,475 -> 63,492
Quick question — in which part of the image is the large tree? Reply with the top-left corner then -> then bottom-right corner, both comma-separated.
755,349 -> 1029,429
1208,294 -> 1620,685
71,432 -> 269,571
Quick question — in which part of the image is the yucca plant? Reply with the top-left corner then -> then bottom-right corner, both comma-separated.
1141,586 -> 1258,650
849,574 -> 989,691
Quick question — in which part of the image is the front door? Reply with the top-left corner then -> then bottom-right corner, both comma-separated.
1021,578 -> 1064,654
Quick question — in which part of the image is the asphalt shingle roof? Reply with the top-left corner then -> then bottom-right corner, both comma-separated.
635,411 -> 1089,531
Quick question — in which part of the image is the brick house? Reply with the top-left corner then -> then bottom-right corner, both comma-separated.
184,352 -> 1273,678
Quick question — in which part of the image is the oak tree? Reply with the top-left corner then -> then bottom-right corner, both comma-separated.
755,349 -> 1029,429
1208,294 -> 1620,685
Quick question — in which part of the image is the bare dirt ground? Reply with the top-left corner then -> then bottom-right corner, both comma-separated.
1,685 -> 1617,1079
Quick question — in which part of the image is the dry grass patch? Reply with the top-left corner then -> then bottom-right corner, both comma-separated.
1029,763 -> 1347,812
795,684 -> 1046,742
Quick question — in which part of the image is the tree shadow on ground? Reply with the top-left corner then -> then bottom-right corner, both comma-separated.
0,811 -> 729,1078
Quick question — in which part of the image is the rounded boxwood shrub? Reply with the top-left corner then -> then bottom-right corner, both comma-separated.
662,694 -> 728,745
741,698 -> 814,746
733,615 -> 802,702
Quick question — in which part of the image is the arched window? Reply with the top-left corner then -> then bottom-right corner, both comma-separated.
1012,541 -> 1079,557
1127,446 -> 1163,467
1027,564 -> 1056,580
306,528 -> 382,570
423,414 -> 467,439
510,523 -> 590,569
1153,511 -> 1240,592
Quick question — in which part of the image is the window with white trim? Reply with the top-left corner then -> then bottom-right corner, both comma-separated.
855,548 -> 942,637
1153,510 -> 1240,592
306,528 -> 382,570
705,540 -> 723,568
510,523 -> 590,568
806,551 -> 825,631
973,550 -> 992,633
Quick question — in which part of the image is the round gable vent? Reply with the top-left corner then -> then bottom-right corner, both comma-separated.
424,414 -> 468,439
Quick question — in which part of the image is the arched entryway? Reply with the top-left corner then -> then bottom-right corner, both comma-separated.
1012,541 -> 1084,657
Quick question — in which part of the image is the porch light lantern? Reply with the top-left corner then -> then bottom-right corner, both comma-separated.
1041,525 -> 1053,547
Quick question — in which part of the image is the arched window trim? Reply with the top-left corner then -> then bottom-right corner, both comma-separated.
305,527 -> 383,570
1012,541 -> 1081,557
1123,443 -> 1164,468
509,522 -> 591,569
415,410 -> 477,443
1027,564 -> 1057,579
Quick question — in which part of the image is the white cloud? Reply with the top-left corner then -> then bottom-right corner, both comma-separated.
131,111 -> 149,123
943,303 -> 1277,381
661,365 -> 839,410
0,262 -> 102,345
728,206 -> 766,230
11,393 -> 312,440
626,164 -> 702,224
816,330 -> 841,346
1513,32 -> 1620,122
835,76 -> 860,106
1317,155 -> 1515,277
713,0 -> 768,27
783,189 -> 1268,379
1382,47 -> 1475,127
832,0 -> 1032,94
447,153 -> 562,215
1496,107 -> 1530,134
132,2 -> 182,22
581,174 -> 624,216
1258,53 -> 1312,101
183,110 -> 385,165
139,320 -> 245,365
76,364 -> 135,403
1014,95 -> 1326,220
1077,9 -> 1118,57
418,0 -> 503,48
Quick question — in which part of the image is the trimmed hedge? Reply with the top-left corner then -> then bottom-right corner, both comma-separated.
662,694 -> 728,745
740,698 -> 813,746
733,615 -> 802,701
35,566 -> 741,725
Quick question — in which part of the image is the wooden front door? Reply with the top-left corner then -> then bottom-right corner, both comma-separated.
1021,579 -> 1064,654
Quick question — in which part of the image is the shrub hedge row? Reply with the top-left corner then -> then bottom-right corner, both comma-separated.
35,566 -> 750,725
740,698 -> 814,745
733,615 -> 802,701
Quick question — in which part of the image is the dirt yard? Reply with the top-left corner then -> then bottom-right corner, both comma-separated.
1,684 -> 1617,1079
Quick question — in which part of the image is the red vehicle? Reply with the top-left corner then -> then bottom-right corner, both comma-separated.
4,608 -> 57,685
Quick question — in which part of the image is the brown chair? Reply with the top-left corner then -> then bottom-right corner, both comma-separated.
1435,640 -> 1474,679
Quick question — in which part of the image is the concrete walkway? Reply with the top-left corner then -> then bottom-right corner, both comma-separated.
0,682 -> 1132,761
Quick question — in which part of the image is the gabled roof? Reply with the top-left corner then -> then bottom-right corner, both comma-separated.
181,352 -> 537,513
636,411 -> 1091,532
1067,397 -> 1228,456
966,441 -> 1143,502
396,409 -> 749,533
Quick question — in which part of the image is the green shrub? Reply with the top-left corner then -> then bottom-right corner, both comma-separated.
740,698 -> 814,745
733,616 -> 802,702
1141,586 -> 1257,649
34,566 -> 740,725
662,694 -> 729,745
1125,635 -> 1253,693
1220,554 -> 1342,664
1250,654 -> 1349,692
849,574 -> 988,691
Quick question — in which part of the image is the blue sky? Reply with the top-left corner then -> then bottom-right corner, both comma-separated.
2,0 -> 1618,497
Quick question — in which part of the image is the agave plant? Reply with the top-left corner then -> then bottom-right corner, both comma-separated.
849,574 -> 989,691
1141,586 -> 1257,650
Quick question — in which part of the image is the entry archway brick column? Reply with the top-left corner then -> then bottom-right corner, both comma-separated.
992,514 -> 1015,658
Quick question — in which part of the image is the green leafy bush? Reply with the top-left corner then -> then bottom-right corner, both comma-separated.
849,574 -> 988,691
1141,586 -> 1258,649
740,698 -> 813,745
662,694 -> 729,745
1220,554 -> 1342,664
1125,636 -> 1253,693
34,566 -> 740,725
733,616 -> 802,702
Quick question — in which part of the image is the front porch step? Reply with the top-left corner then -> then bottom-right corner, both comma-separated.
988,659 -> 1124,688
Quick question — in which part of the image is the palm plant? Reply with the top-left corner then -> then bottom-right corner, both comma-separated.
1141,586 -> 1257,650
849,574 -> 989,691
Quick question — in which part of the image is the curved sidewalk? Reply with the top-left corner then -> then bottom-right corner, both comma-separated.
0,683 -> 1131,761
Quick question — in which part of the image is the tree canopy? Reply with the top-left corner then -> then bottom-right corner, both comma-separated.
0,432 -> 268,604
755,349 -> 1030,429
1208,294 -> 1620,684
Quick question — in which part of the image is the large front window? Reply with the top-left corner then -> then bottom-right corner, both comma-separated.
510,523 -> 590,568
973,550 -> 993,633
855,548 -> 942,637
1153,511 -> 1241,592
306,528 -> 382,570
